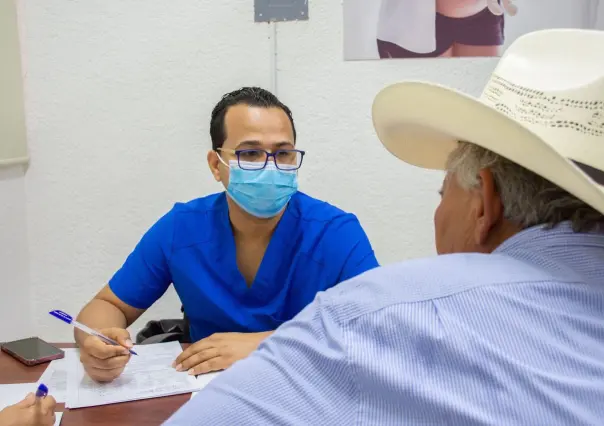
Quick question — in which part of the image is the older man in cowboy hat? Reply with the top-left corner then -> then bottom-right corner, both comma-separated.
164,29 -> 604,425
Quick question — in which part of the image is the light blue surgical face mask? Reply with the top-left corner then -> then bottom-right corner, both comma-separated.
223,160 -> 298,219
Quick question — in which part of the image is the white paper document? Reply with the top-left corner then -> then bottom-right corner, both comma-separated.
0,383 -> 36,410
0,383 -> 63,425
66,342 -> 214,408
189,371 -> 220,399
37,348 -> 78,403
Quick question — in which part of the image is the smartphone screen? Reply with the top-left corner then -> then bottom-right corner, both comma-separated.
1,337 -> 64,362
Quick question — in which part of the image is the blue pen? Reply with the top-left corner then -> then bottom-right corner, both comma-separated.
35,383 -> 48,399
49,310 -> 138,355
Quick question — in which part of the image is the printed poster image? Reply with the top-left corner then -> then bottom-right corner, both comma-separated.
343,0 -> 604,60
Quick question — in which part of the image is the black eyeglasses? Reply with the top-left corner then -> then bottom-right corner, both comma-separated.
217,148 -> 305,171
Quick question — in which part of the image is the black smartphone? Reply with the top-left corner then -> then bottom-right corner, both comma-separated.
1,337 -> 64,366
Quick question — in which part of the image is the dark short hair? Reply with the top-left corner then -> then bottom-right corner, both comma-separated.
210,87 -> 296,151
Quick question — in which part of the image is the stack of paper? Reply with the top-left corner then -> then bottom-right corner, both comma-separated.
189,371 -> 219,400
2,342 -> 219,415
37,348 -> 78,403
65,341 -> 219,408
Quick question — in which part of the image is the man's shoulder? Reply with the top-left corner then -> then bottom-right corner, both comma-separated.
324,252 -> 557,324
163,193 -> 226,248
290,192 -> 356,224
171,192 -> 226,216
288,192 -> 372,262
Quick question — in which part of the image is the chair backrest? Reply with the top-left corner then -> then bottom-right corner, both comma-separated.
135,305 -> 191,345
181,305 -> 191,343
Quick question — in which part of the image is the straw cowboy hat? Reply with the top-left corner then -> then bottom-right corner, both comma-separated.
372,28 -> 604,214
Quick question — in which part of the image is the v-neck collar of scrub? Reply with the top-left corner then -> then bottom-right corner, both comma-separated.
215,192 -> 296,303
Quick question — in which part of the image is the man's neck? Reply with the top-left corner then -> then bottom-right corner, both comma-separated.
484,221 -> 522,253
227,197 -> 282,241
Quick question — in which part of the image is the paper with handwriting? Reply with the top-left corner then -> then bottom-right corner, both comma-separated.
66,342 -> 218,408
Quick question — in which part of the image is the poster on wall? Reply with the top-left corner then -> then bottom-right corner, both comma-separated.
343,0 -> 604,60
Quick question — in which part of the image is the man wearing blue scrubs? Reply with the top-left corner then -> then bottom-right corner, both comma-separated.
74,87 -> 379,383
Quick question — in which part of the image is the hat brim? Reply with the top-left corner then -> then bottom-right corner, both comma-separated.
372,81 -> 604,214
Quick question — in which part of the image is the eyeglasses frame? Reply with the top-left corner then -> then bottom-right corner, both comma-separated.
217,148 -> 306,171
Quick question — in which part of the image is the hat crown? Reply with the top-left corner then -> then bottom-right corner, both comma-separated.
370,29 -> 604,215
479,29 -> 604,174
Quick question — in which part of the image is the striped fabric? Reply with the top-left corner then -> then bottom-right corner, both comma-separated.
164,222 -> 604,425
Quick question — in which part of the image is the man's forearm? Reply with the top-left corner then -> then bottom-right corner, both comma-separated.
74,299 -> 128,346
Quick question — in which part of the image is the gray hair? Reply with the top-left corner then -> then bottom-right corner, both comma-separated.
446,142 -> 604,232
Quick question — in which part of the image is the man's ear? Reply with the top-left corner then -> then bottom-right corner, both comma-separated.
207,150 -> 221,182
474,168 -> 503,245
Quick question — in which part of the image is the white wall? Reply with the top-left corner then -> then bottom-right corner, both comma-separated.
2,0 -> 518,341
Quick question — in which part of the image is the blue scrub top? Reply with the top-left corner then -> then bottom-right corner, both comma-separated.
109,192 -> 379,342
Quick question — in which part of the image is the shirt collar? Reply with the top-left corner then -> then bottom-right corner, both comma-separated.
493,221 -> 601,255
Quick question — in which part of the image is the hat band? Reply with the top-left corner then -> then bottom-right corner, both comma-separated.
571,160 -> 604,186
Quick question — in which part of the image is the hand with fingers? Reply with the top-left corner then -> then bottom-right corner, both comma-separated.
0,392 -> 57,426
172,331 -> 272,376
79,327 -> 134,382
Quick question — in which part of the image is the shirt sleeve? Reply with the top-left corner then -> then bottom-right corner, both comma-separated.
163,293 -> 356,426
328,214 -> 380,283
108,210 -> 174,309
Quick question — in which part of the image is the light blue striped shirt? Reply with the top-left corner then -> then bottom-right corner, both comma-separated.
164,222 -> 604,425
